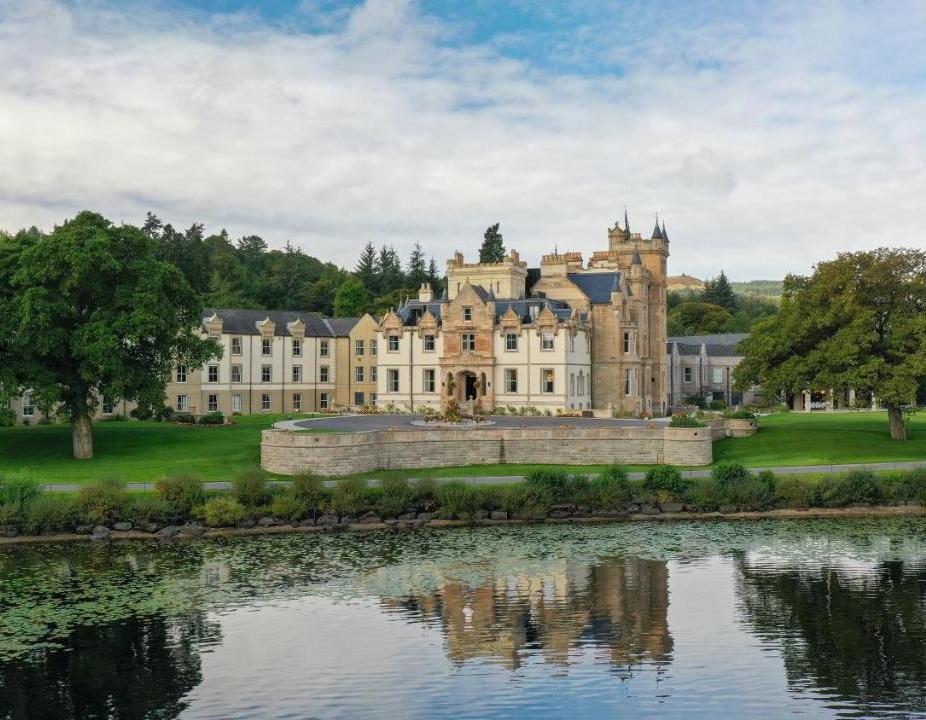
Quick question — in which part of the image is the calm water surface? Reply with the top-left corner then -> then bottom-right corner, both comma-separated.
3,519 -> 926,719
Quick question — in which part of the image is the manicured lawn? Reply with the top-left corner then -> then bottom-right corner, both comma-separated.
2,410 -> 925,486
0,414 -> 321,484
714,410 -> 926,467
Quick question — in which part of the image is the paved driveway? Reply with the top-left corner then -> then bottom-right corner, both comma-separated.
279,414 -> 668,433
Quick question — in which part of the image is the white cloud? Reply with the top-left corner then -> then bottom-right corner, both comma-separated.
2,0 -> 926,279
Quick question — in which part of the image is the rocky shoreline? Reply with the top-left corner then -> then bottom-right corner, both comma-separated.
2,503 -> 924,545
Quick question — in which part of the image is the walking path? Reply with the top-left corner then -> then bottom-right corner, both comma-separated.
39,460 -> 926,493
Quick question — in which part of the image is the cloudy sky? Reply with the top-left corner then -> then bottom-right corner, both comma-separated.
3,0 -> 925,280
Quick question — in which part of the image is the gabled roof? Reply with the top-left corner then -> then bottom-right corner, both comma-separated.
567,272 -> 623,303
667,332 -> 748,357
325,317 -> 360,336
203,308 -> 333,337
493,298 -> 573,323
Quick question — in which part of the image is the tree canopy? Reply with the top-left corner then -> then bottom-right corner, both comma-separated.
701,270 -> 737,311
668,302 -> 732,336
333,277 -> 372,318
734,248 -> 926,439
0,211 -> 219,458
479,223 -> 505,264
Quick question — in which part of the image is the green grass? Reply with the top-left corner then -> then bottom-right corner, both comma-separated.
2,410 -> 925,486
0,414 -> 321,484
714,411 -> 926,467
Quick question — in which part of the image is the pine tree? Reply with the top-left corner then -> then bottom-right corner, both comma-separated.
141,211 -> 162,239
355,241 -> 378,294
407,241 -> 427,289
701,270 -> 738,312
377,244 -> 405,294
479,223 -> 505,264
427,257 -> 441,292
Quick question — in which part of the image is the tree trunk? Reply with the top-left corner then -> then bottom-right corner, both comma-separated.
888,405 -> 907,441
72,411 -> 94,459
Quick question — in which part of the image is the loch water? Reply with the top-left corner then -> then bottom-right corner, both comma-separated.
3,518 -> 926,719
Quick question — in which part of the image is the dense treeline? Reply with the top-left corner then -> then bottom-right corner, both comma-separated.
668,270 -> 778,336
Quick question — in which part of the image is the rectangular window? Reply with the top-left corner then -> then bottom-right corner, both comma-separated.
292,338 -> 302,357
292,365 -> 302,383
208,394 -> 218,413
262,338 -> 272,356
388,335 -> 399,352
423,368 -> 436,393
355,339 -> 364,356
370,339 -> 378,356
261,365 -> 272,383
625,369 -> 634,396
387,368 -> 399,393
541,332 -> 554,351
505,368 -> 518,393
355,366 -> 364,383
207,364 -> 219,383
371,392 -> 378,406
319,392 -> 329,410
463,307 -> 473,322
176,365 -> 187,383
232,393 -> 242,413
541,368 -> 554,394
712,367 -> 724,384
320,365 -> 329,383
354,391 -> 365,406
623,332 -> 632,354
293,393 -> 302,412
176,394 -> 188,411
261,393 -> 271,411
231,364 -> 242,383
504,332 -> 518,351
231,337 -> 242,356
423,335 -> 435,352
683,367 -> 692,383
371,366 -> 378,383
320,340 -> 329,357
462,333 -> 475,352
102,400 -> 115,415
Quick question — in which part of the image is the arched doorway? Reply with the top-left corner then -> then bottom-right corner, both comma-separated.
456,370 -> 478,402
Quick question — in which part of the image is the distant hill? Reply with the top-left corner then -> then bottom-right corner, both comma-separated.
667,274 -> 705,293
730,280 -> 784,298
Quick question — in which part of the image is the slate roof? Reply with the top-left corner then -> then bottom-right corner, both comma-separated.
395,297 -> 576,326
324,317 -> 360,336
667,333 -> 748,357
567,272 -> 623,302
203,308 -> 334,337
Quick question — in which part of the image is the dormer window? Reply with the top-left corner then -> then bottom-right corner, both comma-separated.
463,307 -> 473,322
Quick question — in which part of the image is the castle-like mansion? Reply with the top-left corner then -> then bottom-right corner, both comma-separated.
6,217 -> 672,420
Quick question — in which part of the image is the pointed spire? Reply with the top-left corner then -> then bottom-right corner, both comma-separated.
652,214 -> 662,239
624,207 -> 630,237
661,220 -> 669,241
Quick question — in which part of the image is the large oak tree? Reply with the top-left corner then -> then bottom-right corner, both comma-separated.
734,248 -> 926,439
0,211 -> 219,458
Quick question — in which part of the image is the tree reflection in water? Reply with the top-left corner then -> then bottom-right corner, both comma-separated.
736,557 -> 926,715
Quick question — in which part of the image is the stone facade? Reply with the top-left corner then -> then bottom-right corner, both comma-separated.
377,213 -> 669,415
261,424 -> 714,476
666,333 -> 756,408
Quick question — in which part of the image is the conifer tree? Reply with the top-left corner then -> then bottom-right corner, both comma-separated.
407,241 -> 427,289
701,270 -> 737,312
479,223 -> 505,264
355,241 -> 378,294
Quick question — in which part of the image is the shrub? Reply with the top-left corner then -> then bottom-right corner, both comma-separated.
776,476 -> 820,508
199,411 -> 225,426
435,480 -> 480,519
330,477 -> 367,518
723,409 -> 756,419
203,497 -> 247,527
270,490 -> 309,522
0,478 -> 42,507
413,478 -> 438,509
525,469 -> 574,503
379,477 -> 414,517
174,412 -> 196,424
290,471 -> 325,511
897,467 -> 926,504
818,471 -> 880,507
155,473 -> 205,515
232,468 -> 269,507
0,501 -> 23,528
0,407 -> 15,427
643,466 -> 687,496
23,495 -> 79,534
129,496 -> 173,525
75,478 -> 128,524
708,399 -> 726,410
670,414 -> 705,428
685,478 -> 721,510
712,462 -> 752,491
588,465 -> 632,509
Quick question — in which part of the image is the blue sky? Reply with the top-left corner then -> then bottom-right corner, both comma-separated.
2,0 -> 926,278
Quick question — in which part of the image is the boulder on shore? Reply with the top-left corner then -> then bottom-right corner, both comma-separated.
91,525 -> 111,541
113,521 -> 133,532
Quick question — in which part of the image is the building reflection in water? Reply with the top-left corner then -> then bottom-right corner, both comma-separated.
378,556 -> 673,671
735,556 -> 926,715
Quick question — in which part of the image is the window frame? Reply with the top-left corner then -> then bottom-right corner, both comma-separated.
320,340 -> 329,358
177,394 -> 189,412
683,367 -> 692,384
462,333 -> 476,352
505,332 -> 518,351
231,336 -> 242,356
355,339 -> 365,356
387,335 -> 400,352
423,334 -> 435,352
207,394 -> 219,413
207,364 -> 219,383
176,365 -> 187,384
541,368 -> 554,394
292,338 -> 302,357
355,366 -> 364,383
541,331 -> 554,351
292,365 -> 302,383
292,393 -> 302,412
423,368 -> 436,393
261,338 -> 272,356
231,364 -> 242,383
505,368 -> 518,393
261,393 -> 271,411
261,365 -> 272,383
320,365 -> 330,383
387,368 -> 400,393
463,306 -> 473,322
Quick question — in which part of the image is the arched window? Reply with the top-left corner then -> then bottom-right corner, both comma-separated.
570,374 -> 575,396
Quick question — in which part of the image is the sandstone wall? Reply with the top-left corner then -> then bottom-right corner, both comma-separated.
261,425 -> 713,476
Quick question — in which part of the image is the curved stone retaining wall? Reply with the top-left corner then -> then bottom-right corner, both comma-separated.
262,425 -> 715,476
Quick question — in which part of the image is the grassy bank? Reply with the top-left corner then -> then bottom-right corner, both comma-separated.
2,410 -> 926,486
1,463 -> 925,539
